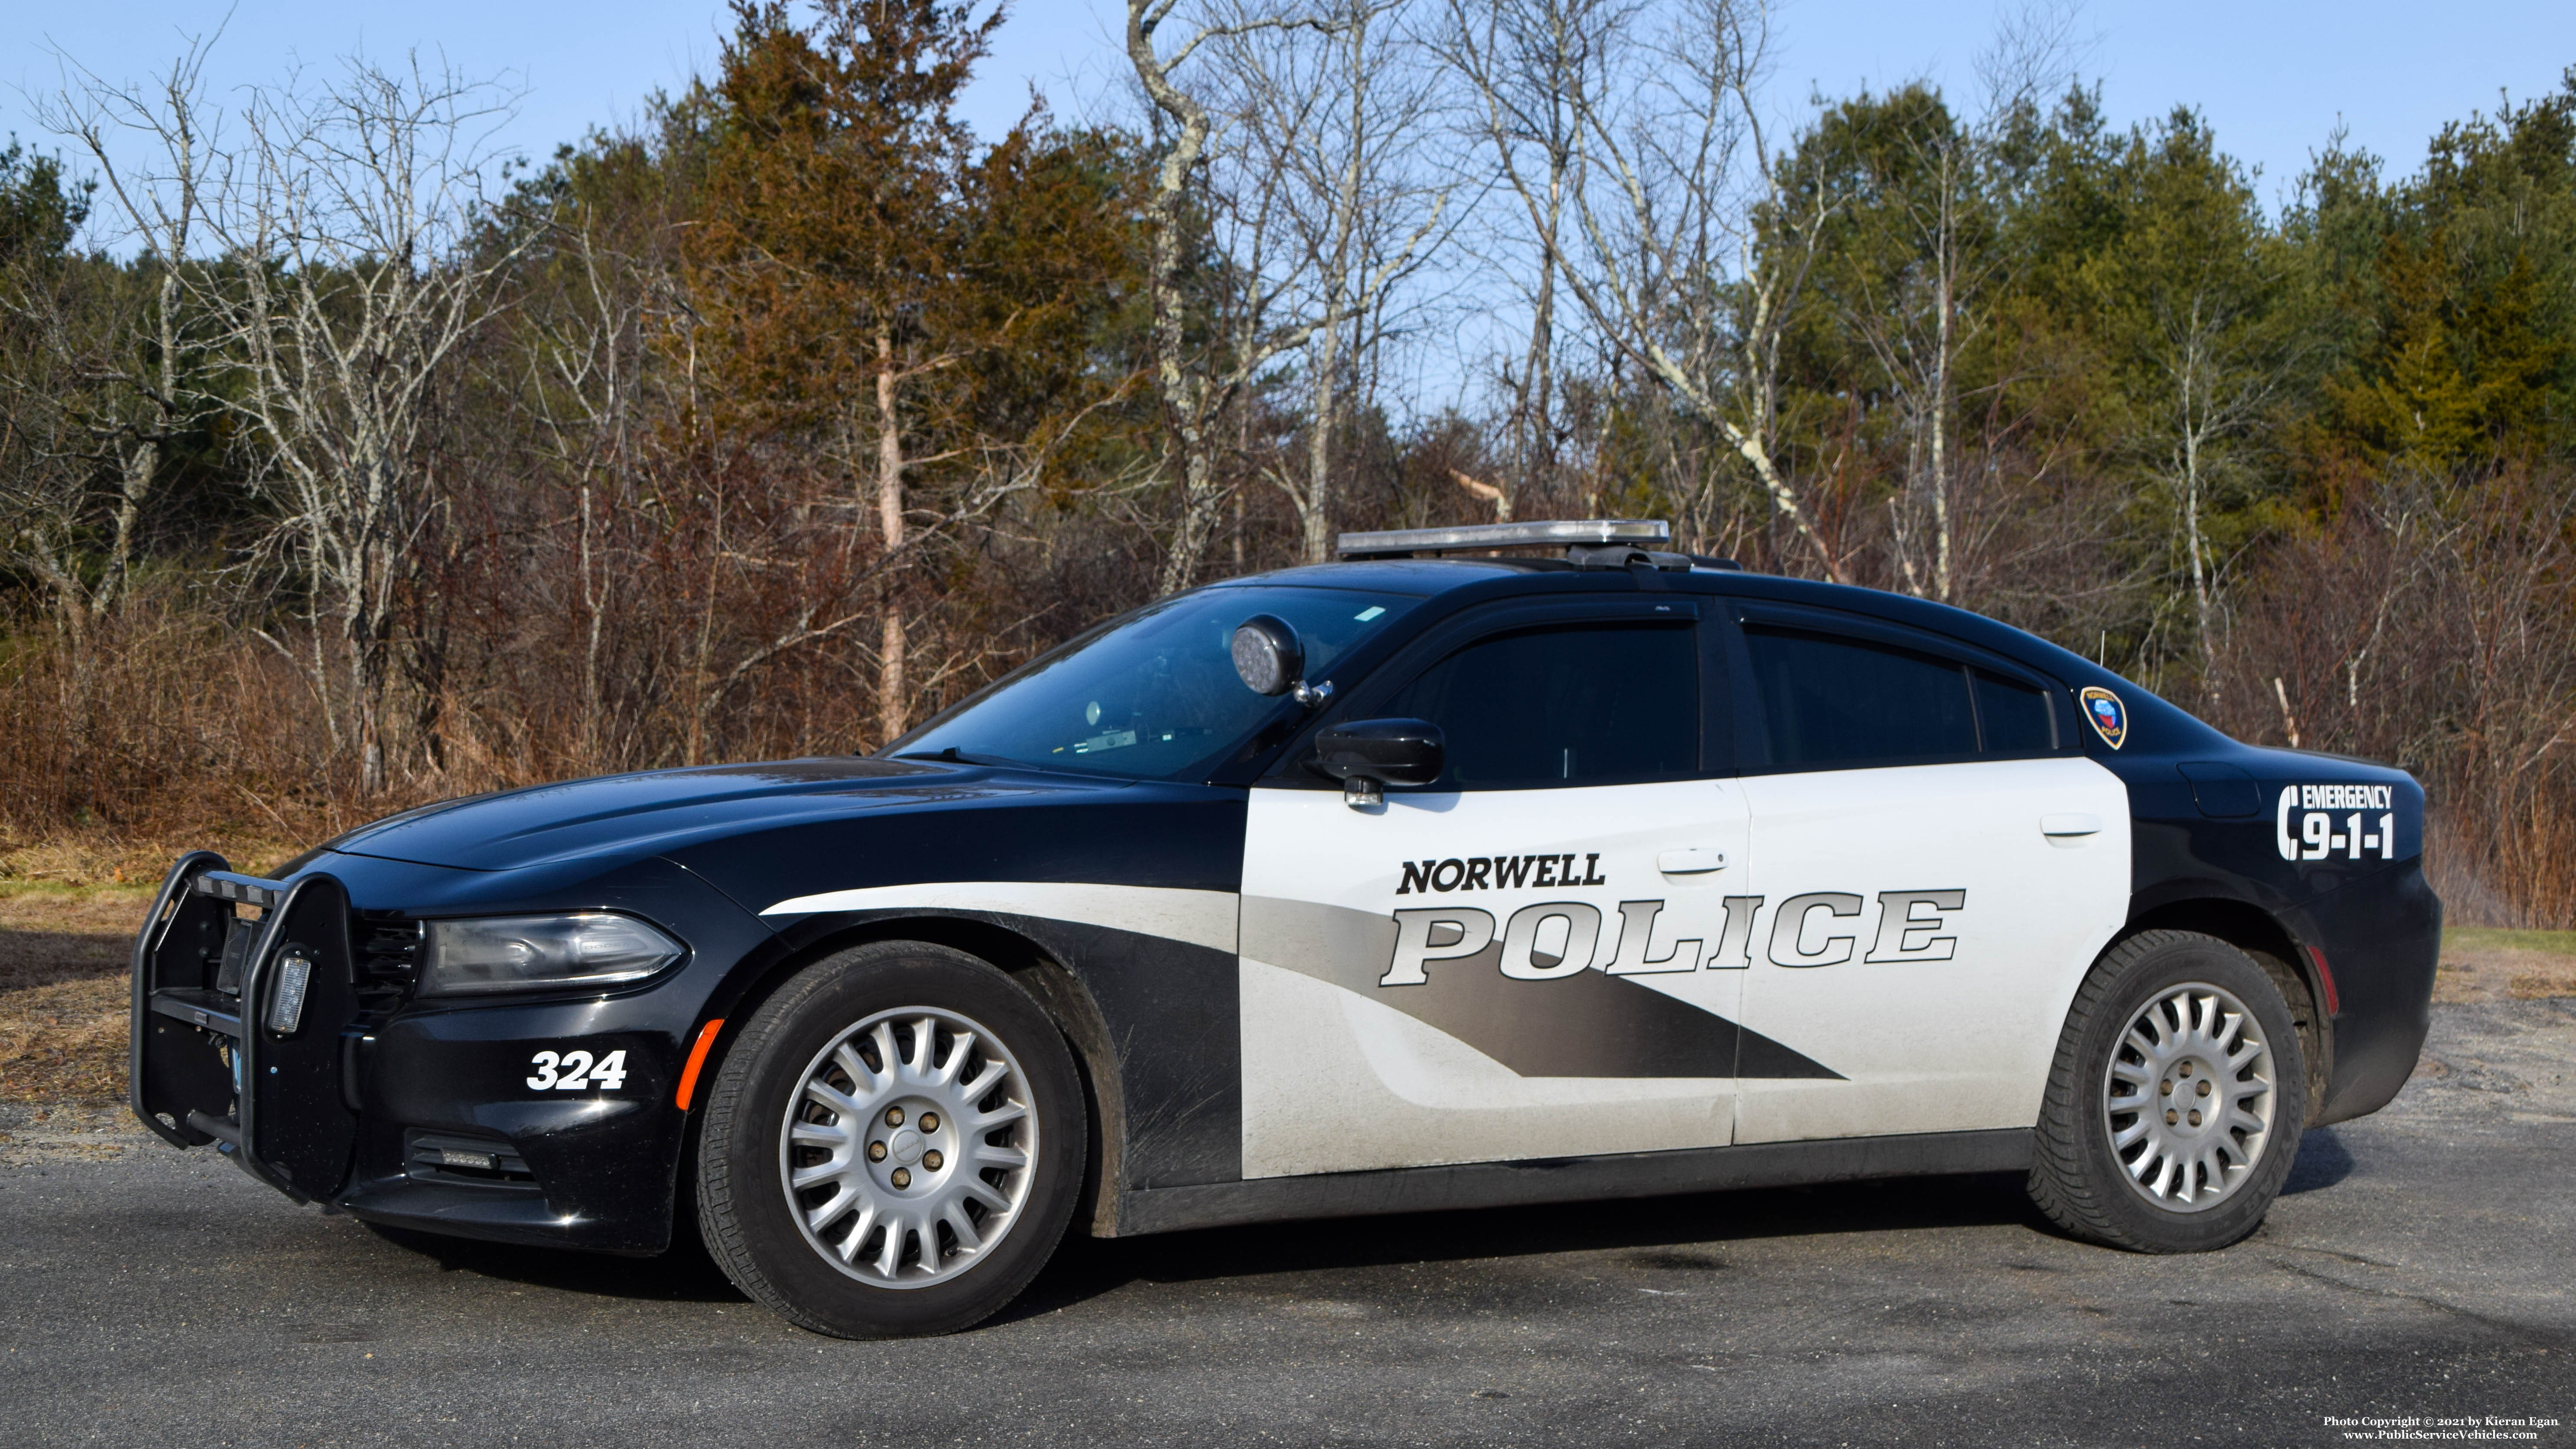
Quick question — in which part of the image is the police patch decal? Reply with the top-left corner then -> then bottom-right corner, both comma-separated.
2079,686 -> 2127,749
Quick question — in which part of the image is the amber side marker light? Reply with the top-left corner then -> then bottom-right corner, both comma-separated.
674,1019 -> 726,1110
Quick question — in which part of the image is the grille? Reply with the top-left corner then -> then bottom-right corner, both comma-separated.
353,915 -> 422,1013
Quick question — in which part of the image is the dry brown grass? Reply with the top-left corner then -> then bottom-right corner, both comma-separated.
0,976 -> 125,1104
0,884 -> 149,989
0,826 -> 310,892
0,884 -> 151,1104
2432,927 -> 2576,1004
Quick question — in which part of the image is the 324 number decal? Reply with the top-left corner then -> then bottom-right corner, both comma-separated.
527,1048 -> 628,1092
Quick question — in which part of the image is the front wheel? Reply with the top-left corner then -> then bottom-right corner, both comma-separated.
695,941 -> 1085,1336
2026,929 -> 2309,1253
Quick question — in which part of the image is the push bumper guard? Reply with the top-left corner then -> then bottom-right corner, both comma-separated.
129,853 -> 363,1203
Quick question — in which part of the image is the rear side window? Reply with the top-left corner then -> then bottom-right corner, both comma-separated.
1973,671 -> 2056,753
1380,622 -> 1698,788
1746,627 -> 2056,768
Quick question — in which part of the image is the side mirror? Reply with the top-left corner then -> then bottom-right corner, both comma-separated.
1313,718 -> 1446,808
1230,615 -> 1304,696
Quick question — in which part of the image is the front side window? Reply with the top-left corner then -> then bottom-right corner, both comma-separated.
895,585 -> 1417,779
1745,625 -> 2056,769
1378,621 -> 1699,789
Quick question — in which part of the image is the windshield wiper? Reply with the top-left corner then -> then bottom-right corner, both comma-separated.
891,747 -> 1024,769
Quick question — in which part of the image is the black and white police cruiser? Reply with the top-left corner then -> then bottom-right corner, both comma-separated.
130,519 -> 2440,1337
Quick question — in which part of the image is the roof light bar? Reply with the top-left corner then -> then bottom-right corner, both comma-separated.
1335,518 -> 1671,559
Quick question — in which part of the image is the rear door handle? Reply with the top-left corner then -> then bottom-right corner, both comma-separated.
1657,847 -> 1728,873
2041,812 -> 2103,837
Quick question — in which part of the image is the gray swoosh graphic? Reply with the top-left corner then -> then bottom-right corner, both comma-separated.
1242,896 -> 1841,1081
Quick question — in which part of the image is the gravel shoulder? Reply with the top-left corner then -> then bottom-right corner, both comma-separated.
2,998 -> 2569,1448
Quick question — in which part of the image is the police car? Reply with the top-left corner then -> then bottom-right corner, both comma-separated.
128,519 -> 2440,1338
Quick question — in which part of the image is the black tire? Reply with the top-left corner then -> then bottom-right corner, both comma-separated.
2026,929 -> 2309,1253
695,940 -> 1084,1337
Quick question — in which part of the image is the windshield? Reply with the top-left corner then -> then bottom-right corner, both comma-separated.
894,585 -> 1420,780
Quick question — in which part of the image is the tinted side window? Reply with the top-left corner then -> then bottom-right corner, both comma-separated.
1380,622 -> 1698,788
1974,671 -> 2056,753
1746,628 -> 1976,766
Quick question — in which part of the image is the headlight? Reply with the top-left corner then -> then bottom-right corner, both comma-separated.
418,913 -> 685,997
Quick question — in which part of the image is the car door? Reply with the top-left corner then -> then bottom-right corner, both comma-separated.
1235,596 -> 1804,1180
1724,604 -> 2132,1145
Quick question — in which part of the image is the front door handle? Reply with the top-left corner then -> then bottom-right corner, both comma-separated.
2041,812 -> 2103,837
1657,847 -> 1728,873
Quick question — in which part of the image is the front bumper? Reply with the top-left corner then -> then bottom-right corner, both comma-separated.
130,853 -> 763,1253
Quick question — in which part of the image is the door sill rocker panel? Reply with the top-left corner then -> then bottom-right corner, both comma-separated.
1112,1126 -> 2033,1236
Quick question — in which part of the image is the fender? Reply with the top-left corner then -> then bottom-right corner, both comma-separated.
707,903 -> 1156,1236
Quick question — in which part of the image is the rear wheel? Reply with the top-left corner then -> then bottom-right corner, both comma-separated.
2026,929 -> 2308,1253
695,941 -> 1083,1336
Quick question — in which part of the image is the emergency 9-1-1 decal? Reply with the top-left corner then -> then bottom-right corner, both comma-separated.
2277,784 -> 2399,862
2080,686 -> 2127,749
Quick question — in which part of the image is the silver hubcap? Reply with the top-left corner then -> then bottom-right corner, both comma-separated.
2102,981 -> 2277,1212
779,1007 -> 1037,1289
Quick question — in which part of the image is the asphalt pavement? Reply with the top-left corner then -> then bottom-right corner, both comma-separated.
3,999 -> 2571,1448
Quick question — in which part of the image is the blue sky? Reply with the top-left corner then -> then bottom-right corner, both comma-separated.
5,1 -> 2569,213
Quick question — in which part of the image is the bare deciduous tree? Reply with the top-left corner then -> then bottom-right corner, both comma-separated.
1451,0 -> 1843,574
1221,0 -> 1449,562
1124,0 -> 1340,592
1855,6 -> 2085,602
510,218 -> 666,763
2,39 -> 222,698
199,56 -> 530,792
2084,114 -> 2286,700
1438,0 -> 1628,512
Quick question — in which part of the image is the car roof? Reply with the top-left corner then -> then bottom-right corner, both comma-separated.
1215,555 -> 2230,750
1205,557 -> 1554,594
1217,554 -> 2142,691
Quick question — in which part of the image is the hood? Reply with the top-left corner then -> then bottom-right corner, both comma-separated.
315,757 -> 1128,873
